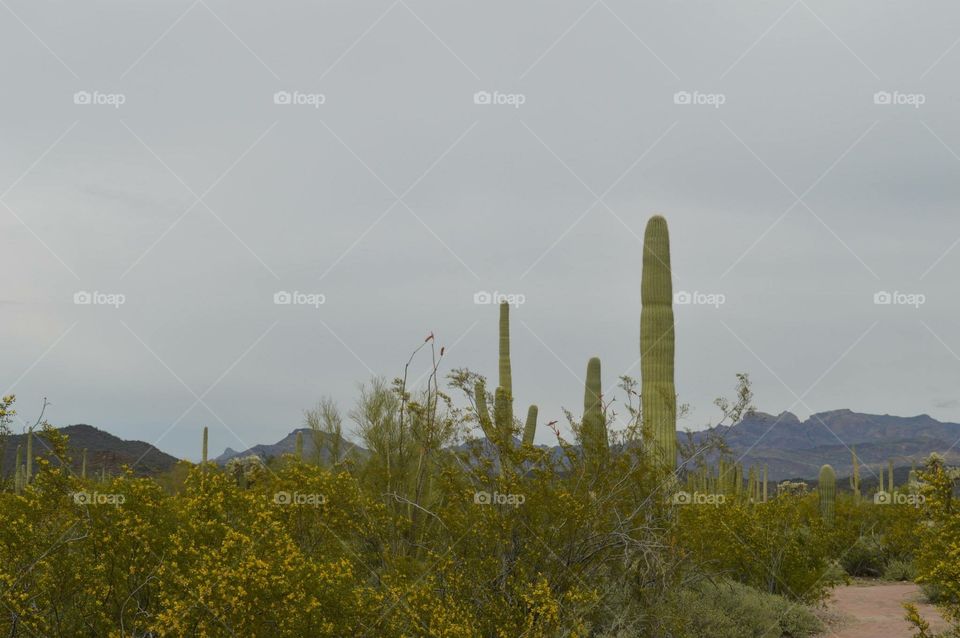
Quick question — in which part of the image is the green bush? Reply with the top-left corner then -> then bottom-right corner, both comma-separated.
665,579 -> 823,638
840,533 -> 886,577
883,558 -> 916,581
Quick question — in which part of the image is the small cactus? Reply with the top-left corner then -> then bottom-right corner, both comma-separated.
850,447 -> 861,504
522,405 -> 538,447
295,431 -> 304,460
202,426 -> 209,464
81,448 -> 87,480
581,357 -> 608,471
819,464 -> 836,525
25,428 -> 33,483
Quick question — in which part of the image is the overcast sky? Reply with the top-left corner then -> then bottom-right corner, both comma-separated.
3,0 -> 960,461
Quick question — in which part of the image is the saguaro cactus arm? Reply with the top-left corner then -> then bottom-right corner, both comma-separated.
522,405 -> 538,447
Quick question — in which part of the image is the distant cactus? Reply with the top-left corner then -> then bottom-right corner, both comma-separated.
762,465 -> 768,502
819,465 -> 836,524
641,215 -> 677,470
582,357 -> 608,471
888,459 -> 895,493
202,426 -> 209,464
14,445 -> 21,483
295,431 -> 303,460
850,447 -> 861,504
522,405 -> 538,447
81,448 -> 87,480
25,428 -> 33,483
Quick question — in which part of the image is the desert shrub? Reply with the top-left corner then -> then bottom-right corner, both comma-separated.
840,532 -> 887,577
662,579 -> 822,638
914,456 -> 960,626
675,493 -> 839,603
883,558 -> 916,581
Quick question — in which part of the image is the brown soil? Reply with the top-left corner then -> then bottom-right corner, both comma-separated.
822,581 -> 948,637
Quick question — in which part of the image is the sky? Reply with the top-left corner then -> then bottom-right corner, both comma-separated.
3,0 -> 960,461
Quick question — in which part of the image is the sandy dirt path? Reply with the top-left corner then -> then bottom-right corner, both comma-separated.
824,582 -> 948,637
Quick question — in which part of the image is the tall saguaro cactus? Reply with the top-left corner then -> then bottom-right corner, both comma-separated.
641,215 -> 677,470
582,357 -> 608,470
202,427 -> 209,464
819,465 -> 836,525
295,431 -> 304,460
81,448 -> 87,480
499,303 -> 512,407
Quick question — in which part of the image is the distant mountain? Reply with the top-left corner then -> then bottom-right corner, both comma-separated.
214,428 -> 361,465
2,424 -> 179,478
692,409 -> 960,481
23,409 -> 956,484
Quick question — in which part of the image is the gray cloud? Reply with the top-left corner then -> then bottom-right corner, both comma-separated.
3,0 -> 960,460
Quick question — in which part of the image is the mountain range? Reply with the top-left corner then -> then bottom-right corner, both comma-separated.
2,424 -> 180,478
8,409 -> 960,482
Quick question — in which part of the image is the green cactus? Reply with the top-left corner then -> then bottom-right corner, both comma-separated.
819,464 -> 836,525
641,215 -> 677,470
81,448 -> 87,480
499,302 -> 512,412
202,426 -> 209,464
295,431 -> 303,460
522,405 -> 538,447
888,459 -> 895,493
25,428 -> 33,483
474,380 -> 496,441
582,357 -> 608,470
850,447 -> 861,504
762,465 -> 768,502
14,465 -> 23,494
14,445 -> 21,483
